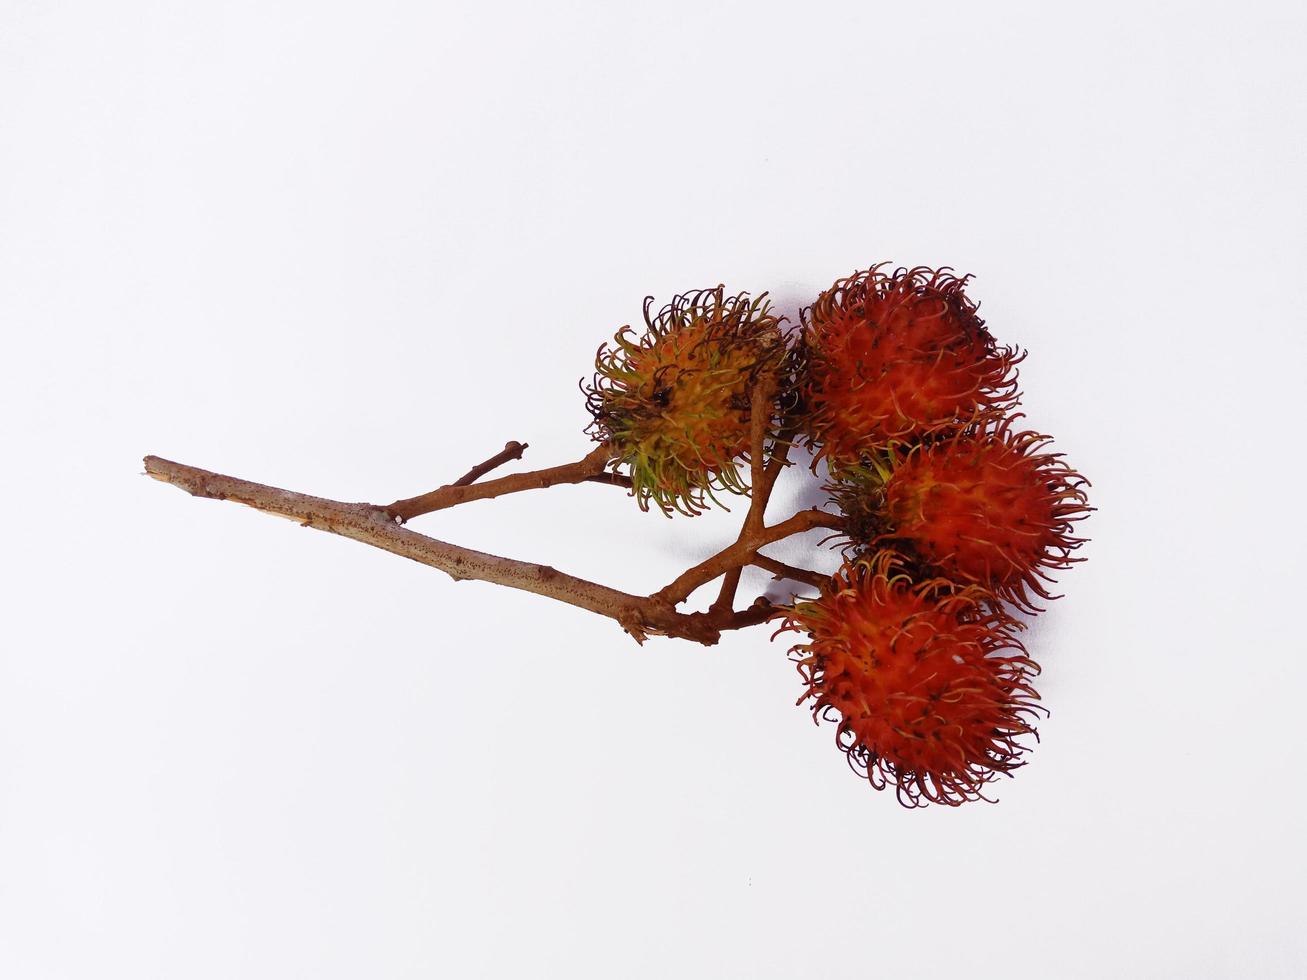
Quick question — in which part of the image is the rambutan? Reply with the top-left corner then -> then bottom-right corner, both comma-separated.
801,265 -> 1021,465
855,420 -> 1091,610
584,287 -> 788,516
778,555 -> 1041,806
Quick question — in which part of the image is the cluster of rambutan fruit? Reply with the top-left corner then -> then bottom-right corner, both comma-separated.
584,265 -> 1089,806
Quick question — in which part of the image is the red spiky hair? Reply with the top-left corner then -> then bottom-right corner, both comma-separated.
777,554 -> 1042,807
875,418 -> 1091,611
801,265 -> 1022,465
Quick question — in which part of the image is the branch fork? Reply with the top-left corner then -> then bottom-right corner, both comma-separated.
144,400 -> 839,646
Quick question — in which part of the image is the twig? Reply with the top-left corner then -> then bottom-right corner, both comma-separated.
143,455 -> 806,646
451,440 -> 528,487
710,567 -> 743,614
686,384 -> 837,611
655,508 -> 842,605
386,444 -> 613,522
743,378 -> 774,533
583,472 -> 633,489
750,554 -> 828,591
708,382 -> 776,614
760,423 -> 800,499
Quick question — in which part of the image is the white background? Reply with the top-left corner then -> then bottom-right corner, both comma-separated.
3,2 -> 1305,977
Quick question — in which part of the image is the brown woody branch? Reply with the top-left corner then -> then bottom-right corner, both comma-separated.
665,381 -> 837,607
142,454 -> 830,646
386,444 -> 613,521
711,377 -> 783,613
710,567 -> 744,615
750,554 -> 828,591
583,471 -> 634,489
144,380 -> 841,644
450,440 -> 528,486
654,508 -> 841,605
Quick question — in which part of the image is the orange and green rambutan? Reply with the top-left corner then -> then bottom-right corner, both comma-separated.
583,286 -> 789,516
777,554 -> 1041,807
831,419 -> 1090,610
800,265 -> 1022,466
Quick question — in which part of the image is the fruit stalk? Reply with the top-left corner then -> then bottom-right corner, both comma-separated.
385,443 -> 615,521
143,452 -> 825,645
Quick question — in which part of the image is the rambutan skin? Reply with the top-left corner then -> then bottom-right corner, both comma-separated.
801,265 -> 1022,465
583,287 -> 788,516
874,420 -> 1091,610
777,556 -> 1042,807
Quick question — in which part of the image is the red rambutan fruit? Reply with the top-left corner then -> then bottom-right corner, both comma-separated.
777,554 -> 1042,806
583,287 -> 789,516
871,419 -> 1091,610
801,265 -> 1022,464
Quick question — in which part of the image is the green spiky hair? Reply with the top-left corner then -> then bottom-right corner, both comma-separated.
823,456 -> 892,553
583,286 -> 789,516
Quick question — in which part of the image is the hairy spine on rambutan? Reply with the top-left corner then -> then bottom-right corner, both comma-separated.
583,286 -> 790,516
800,264 -> 1022,466
828,419 -> 1090,611
776,554 -> 1042,807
